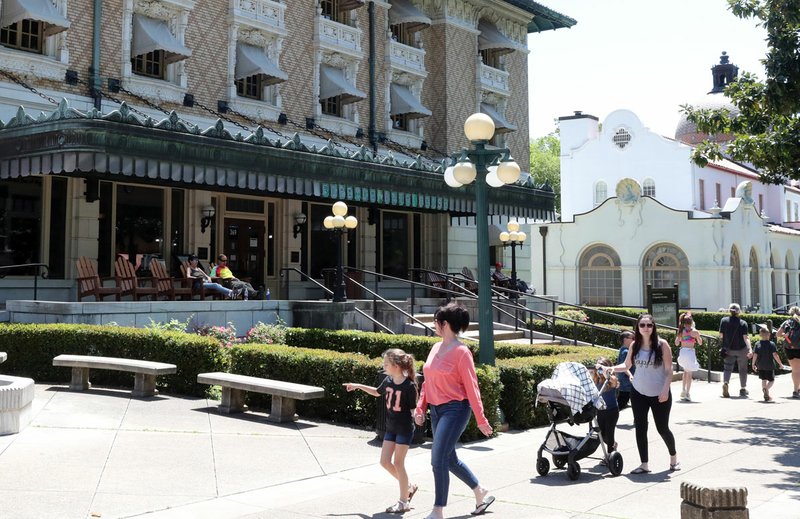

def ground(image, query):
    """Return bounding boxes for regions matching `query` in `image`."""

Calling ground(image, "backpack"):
[785,319,800,349]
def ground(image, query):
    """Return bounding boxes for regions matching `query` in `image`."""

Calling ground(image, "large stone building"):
[530,55,800,314]
[0,0,573,302]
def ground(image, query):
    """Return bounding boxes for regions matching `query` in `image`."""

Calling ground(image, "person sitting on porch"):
[491,262,512,289]
[186,255,235,299]
[212,254,259,300]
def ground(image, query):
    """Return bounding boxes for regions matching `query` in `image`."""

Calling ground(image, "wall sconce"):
[293,212,307,238]
[200,204,215,234]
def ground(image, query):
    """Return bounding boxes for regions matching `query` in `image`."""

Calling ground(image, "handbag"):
[718,347,728,358]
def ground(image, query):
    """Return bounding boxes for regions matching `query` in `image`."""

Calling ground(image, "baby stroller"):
[535,362,623,480]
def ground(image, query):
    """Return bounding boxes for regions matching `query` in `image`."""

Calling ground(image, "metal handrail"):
[280,267,394,334]
[0,262,50,300]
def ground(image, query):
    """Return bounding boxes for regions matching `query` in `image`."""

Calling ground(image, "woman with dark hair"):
[415,303,494,518]
[602,314,679,474]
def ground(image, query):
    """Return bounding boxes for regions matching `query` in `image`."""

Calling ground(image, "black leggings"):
[630,388,676,463]
[597,408,619,451]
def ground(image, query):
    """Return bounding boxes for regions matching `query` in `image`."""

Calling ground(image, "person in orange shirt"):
[415,303,494,518]
[212,254,258,300]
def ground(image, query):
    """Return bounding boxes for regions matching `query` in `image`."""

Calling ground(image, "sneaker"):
[763,388,770,402]
[680,390,687,400]
[685,393,691,402]
[793,391,800,399]
[740,388,749,397]
[722,383,730,398]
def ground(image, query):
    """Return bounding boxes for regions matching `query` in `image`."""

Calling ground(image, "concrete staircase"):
[404,312,561,345]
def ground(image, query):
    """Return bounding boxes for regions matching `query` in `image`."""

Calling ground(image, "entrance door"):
[223,218,265,287]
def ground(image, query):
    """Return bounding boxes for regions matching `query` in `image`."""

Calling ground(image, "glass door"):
[223,217,265,287]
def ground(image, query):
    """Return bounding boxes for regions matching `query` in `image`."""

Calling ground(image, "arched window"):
[643,243,690,307]
[642,178,656,197]
[730,247,741,305]
[749,248,760,308]
[594,181,607,206]
[579,245,622,306]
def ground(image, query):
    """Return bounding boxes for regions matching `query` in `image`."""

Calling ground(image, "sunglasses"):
[638,322,654,329]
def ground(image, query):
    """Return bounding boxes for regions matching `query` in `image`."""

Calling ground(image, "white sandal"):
[386,501,410,514]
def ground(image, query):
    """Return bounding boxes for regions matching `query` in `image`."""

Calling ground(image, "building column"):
[69,179,100,277]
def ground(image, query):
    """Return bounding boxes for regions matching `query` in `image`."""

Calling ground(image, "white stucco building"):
[529,54,800,313]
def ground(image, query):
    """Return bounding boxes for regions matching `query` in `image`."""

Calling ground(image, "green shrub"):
[284,328,439,360]
[229,343,502,442]
[0,324,229,396]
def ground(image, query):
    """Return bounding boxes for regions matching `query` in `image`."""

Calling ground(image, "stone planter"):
[0,375,35,435]
[680,482,748,518]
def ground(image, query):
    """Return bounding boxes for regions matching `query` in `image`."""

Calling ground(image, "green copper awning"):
[501,0,577,33]
[0,100,556,221]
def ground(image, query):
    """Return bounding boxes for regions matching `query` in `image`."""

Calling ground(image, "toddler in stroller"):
[535,362,624,480]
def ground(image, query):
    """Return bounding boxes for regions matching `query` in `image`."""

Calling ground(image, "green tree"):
[682,0,800,183]
[529,133,561,212]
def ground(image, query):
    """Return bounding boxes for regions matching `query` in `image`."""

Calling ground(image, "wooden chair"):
[114,256,159,301]
[150,259,192,301]
[460,266,479,292]
[75,257,122,301]
[180,261,223,300]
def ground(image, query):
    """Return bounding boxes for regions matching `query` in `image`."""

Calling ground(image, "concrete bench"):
[52,355,177,397]
[197,372,325,422]
[0,375,35,435]
[0,352,6,364]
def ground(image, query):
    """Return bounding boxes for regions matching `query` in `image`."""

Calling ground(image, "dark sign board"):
[647,283,679,327]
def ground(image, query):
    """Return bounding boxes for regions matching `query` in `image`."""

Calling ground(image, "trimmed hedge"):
[229,343,502,442]
[589,307,789,333]
[497,348,615,430]
[0,323,228,396]
[285,328,571,363]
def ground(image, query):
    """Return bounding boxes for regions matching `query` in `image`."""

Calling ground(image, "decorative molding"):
[387,128,423,149]
[316,16,363,59]
[479,63,509,98]
[0,48,69,82]
[316,113,359,137]
[228,97,281,123]
[229,0,286,34]
[388,41,427,78]
[124,74,188,105]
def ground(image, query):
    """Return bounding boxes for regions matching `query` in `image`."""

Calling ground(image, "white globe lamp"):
[464,113,495,142]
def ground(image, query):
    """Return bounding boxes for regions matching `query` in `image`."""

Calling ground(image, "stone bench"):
[0,375,35,435]
[0,351,6,364]
[52,355,177,397]
[197,372,325,422]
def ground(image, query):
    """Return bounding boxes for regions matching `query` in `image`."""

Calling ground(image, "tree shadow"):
[684,417,800,492]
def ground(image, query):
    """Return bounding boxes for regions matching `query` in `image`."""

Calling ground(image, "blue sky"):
[526,0,769,138]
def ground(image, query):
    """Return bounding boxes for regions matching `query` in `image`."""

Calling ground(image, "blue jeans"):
[430,400,479,507]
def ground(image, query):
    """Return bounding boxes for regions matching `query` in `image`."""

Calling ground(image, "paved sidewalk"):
[0,374,797,519]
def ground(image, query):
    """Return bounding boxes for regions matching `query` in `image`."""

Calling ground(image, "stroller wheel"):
[567,462,581,481]
[552,455,567,469]
[536,457,550,477]
[608,452,624,477]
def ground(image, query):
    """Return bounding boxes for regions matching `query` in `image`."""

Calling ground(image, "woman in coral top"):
[415,303,494,518]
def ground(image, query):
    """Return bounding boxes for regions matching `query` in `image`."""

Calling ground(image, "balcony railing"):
[318,17,362,54]
[389,40,426,75]
[232,0,285,28]
[479,63,510,97]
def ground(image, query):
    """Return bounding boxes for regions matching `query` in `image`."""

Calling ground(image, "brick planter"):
[680,482,749,519]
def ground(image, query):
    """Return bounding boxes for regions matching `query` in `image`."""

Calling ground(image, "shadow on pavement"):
[684,417,800,492]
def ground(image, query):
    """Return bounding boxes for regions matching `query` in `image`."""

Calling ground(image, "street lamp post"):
[323,201,358,303]
[499,220,527,301]
[444,114,521,365]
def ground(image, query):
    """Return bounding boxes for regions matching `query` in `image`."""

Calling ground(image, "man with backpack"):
[776,306,800,399]
[718,303,753,398]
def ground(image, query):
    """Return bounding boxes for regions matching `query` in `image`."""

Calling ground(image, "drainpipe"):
[539,226,548,295]
[368,1,377,152]
[90,0,102,110]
